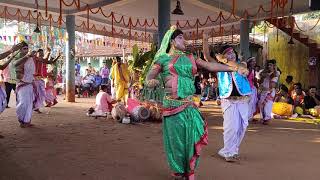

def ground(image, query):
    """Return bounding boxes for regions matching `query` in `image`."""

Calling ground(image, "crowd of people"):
[244,57,320,122]
[1,26,319,180]
[272,76,320,119]
[81,56,130,116]
[0,41,132,127]
[195,56,320,124]
[0,41,61,127]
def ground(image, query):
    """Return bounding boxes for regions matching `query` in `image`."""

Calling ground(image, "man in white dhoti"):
[257,59,280,125]
[0,43,24,113]
[14,42,37,128]
[202,40,251,162]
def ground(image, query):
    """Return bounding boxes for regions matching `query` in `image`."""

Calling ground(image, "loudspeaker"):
[309,0,320,10]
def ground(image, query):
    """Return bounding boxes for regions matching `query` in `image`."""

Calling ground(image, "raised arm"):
[202,33,216,63]
[202,32,240,68]
[196,58,236,72]
[0,43,23,60]
[0,49,14,61]
[38,50,52,64]
[202,33,248,75]
[15,51,36,67]
[215,54,245,67]
[47,52,61,64]
[0,51,19,70]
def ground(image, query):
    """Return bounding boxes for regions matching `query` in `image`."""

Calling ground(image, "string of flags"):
[77,37,129,49]
[0,34,137,49]
[0,33,68,44]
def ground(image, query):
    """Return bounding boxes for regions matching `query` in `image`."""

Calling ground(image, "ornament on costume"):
[308,56,317,66]
[111,103,128,122]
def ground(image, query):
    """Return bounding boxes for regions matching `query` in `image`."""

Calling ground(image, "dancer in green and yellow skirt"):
[146,26,247,180]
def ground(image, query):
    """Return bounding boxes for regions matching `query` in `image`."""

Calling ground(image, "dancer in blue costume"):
[203,42,251,162]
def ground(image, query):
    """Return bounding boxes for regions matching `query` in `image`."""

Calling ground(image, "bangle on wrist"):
[232,65,239,72]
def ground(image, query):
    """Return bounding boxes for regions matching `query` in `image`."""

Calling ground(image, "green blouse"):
[155,53,197,99]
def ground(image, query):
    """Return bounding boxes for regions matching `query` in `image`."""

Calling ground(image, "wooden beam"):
[72,0,137,15]
[187,0,241,18]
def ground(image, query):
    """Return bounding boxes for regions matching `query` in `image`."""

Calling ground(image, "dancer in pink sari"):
[45,74,58,107]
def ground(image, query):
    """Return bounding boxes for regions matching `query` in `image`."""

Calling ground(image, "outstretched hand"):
[27,50,37,57]
[215,54,228,64]
[11,43,24,52]
[237,64,249,76]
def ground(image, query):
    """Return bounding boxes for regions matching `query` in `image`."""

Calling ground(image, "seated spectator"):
[274,85,320,119]
[200,79,210,101]
[304,86,320,110]
[291,83,305,108]
[95,84,115,114]
[94,71,103,92]
[208,76,217,100]
[284,75,295,95]
[272,85,296,119]
[194,75,201,95]
[87,63,96,74]
[291,82,306,97]
[275,85,294,104]
[81,70,95,96]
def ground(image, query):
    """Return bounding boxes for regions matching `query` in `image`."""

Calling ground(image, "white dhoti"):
[0,86,7,113]
[34,79,46,109]
[219,97,249,157]
[16,83,35,124]
[258,91,275,121]
[248,87,258,120]
[111,81,116,99]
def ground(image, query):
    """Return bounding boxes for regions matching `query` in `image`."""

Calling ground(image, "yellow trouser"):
[115,82,128,102]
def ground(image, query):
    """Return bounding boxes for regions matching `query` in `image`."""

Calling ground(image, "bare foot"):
[20,123,34,128]
[34,109,42,113]
[262,120,270,125]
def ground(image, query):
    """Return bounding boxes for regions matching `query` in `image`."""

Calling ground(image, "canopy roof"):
[0,0,312,42]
